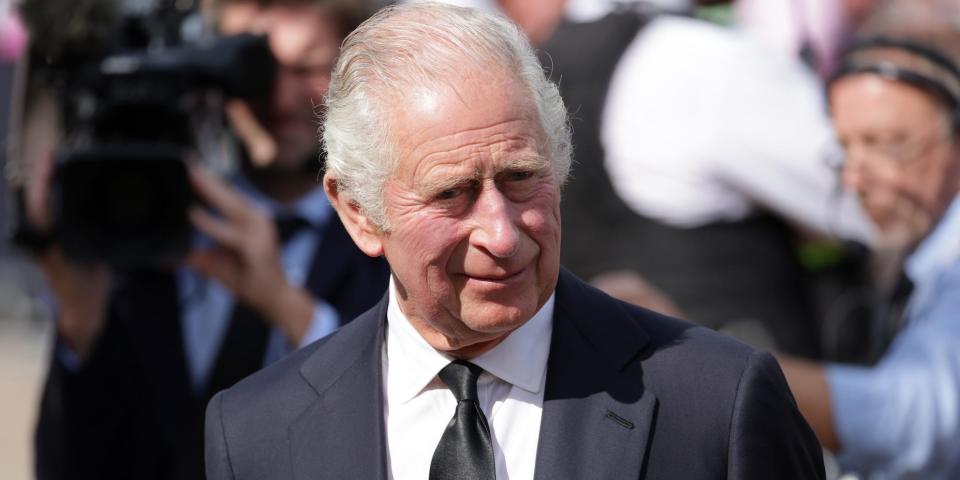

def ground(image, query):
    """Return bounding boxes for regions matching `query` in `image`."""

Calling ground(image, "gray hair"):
[322,2,571,229]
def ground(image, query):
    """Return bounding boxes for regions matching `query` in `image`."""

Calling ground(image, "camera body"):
[13,0,277,267]
[51,31,275,266]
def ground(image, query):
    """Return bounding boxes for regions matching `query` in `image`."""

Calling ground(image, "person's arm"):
[23,90,144,480]
[24,137,112,361]
[726,351,826,479]
[38,248,111,361]
[823,272,960,476]
[35,288,141,480]
[262,302,340,364]
[185,166,315,345]
[775,354,841,451]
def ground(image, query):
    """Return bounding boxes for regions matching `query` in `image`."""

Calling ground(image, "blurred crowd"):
[1,0,958,478]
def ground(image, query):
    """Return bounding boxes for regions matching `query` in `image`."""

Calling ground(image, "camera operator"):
[19,1,387,479]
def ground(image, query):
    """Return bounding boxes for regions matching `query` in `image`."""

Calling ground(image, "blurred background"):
[1,0,50,475]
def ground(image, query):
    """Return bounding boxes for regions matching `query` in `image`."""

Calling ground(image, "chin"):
[462,302,535,333]
[874,226,923,254]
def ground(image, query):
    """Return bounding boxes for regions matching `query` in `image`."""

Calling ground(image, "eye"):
[436,188,461,200]
[432,181,476,202]
[507,171,534,182]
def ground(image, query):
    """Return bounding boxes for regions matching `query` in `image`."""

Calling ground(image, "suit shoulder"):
[214,302,382,422]
[606,293,757,366]
[214,334,330,422]
[557,269,758,375]
[612,299,761,394]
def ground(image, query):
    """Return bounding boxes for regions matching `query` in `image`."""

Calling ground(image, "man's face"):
[831,74,960,251]
[218,2,340,171]
[374,72,562,358]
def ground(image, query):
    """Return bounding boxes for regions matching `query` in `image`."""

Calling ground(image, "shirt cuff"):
[263,301,340,366]
[825,362,893,471]
[299,301,341,348]
[55,335,83,372]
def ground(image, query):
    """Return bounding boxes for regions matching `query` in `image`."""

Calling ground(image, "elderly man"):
[778,1,960,478]
[205,4,823,479]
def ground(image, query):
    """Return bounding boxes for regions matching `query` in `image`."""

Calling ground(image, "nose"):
[841,144,871,193]
[470,185,521,259]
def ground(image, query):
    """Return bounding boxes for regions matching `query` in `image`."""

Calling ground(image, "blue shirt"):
[827,196,960,479]
[178,176,340,392]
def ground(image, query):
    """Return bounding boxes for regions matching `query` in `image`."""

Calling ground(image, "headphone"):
[831,36,960,130]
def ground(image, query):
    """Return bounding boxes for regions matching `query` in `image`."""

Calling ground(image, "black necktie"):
[869,270,915,361]
[274,214,310,244]
[429,360,496,480]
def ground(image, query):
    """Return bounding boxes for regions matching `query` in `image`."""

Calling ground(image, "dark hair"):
[208,0,372,38]
[832,37,960,119]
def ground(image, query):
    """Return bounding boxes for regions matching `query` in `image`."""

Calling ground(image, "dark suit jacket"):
[35,217,388,480]
[206,269,824,479]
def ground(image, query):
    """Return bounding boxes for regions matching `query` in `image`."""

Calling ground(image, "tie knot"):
[274,215,310,245]
[438,360,483,402]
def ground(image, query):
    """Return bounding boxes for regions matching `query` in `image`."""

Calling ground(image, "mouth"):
[461,265,529,285]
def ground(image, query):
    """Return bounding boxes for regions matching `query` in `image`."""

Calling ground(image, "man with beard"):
[778,1,960,477]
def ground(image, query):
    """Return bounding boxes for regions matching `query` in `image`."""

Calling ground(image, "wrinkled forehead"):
[382,69,546,158]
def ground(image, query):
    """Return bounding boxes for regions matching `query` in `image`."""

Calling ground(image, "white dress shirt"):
[383,278,554,480]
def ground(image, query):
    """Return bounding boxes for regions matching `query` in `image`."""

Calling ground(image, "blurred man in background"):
[779,1,960,477]
[17,0,387,478]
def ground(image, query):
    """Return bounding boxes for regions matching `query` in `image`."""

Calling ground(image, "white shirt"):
[602,16,874,243]
[383,278,554,480]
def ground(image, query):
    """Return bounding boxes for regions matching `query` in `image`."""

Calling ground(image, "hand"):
[590,270,684,319]
[225,99,276,167]
[185,166,313,344]
[775,353,841,451]
[40,248,111,360]
[25,148,110,361]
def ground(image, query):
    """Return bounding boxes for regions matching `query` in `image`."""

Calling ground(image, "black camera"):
[15,3,276,267]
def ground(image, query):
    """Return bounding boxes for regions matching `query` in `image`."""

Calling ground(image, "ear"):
[324,173,385,258]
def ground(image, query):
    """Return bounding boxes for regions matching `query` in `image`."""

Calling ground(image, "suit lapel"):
[534,270,658,480]
[283,271,658,479]
[288,294,390,480]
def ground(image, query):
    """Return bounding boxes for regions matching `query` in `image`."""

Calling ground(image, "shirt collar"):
[906,194,960,285]
[230,173,332,229]
[385,276,555,404]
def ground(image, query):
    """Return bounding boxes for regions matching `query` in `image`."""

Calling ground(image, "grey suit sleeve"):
[727,351,825,479]
[206,391,236,480]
